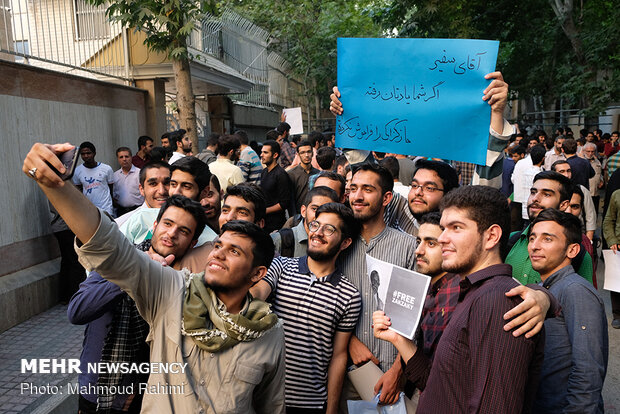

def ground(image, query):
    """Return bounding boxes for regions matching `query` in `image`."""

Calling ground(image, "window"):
[73,0,110,40]
[14,40,29,63]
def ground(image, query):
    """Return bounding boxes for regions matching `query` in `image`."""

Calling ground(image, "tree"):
[231,0,381,127]
[371,0,619,121]
[85,0,219,152]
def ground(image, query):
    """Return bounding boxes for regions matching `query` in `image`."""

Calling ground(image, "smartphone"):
[46,147,79,180]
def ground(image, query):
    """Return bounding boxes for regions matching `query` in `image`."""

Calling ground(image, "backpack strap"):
[279,228,295,257]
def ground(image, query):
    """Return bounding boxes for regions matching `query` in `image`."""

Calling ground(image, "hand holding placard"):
[336,38,500,164]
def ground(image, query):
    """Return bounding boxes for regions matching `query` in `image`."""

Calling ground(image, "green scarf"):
[181,273,278,353]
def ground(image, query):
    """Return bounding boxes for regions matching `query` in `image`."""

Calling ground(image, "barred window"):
[73,0,110,40]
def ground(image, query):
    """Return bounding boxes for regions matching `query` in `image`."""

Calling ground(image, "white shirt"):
[115,201,148,227]
[392,181,411,199]
[521,164,542,219]
[169,151,186,164]
[511,155,533,204]
[72,162,115,215]
[208,158,245,192]
[112,165,144,208]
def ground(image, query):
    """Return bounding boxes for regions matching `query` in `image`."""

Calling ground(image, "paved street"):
[0,262,619,413]
[0,305,82,413]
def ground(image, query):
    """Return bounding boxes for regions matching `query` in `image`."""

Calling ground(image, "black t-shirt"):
[260,165,293,233]
[566,155,595,190]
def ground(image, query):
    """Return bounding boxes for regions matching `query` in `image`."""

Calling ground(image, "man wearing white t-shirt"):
[168,129,192,164]
[72,141,114,215]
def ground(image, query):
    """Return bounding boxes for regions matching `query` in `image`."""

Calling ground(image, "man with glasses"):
[251,203,362,413]
[272,186,340,257]
[338,162,418,407]
[384,159,460,237]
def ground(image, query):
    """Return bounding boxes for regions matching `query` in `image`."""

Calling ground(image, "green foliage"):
[370,0,619,116]
[84,0,223,60]
[230,0,382,111]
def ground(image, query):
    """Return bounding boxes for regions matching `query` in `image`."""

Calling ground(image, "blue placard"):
[336,38,500,165]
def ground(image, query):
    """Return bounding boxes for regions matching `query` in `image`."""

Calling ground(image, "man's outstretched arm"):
[23,143,100,244]
[24,142,176,324]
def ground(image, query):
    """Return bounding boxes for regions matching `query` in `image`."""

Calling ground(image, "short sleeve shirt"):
[73,162,115,214]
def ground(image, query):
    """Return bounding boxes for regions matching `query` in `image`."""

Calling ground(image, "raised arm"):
[24,143,177,324]
[483,72,508,134]
[250,280,273,301]
[373,311,431,391]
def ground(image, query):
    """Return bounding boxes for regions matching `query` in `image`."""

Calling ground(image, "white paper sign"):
[366,254,431,339]
[603,250,620,293]
[282,107,304,135]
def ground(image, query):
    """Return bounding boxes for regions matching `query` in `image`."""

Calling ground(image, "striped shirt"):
[472,120,514,188]
[383,193,419,237]
[337,226,417,370]
[264,256,362,408]
[606,152,620,177]
[238,146,263,184]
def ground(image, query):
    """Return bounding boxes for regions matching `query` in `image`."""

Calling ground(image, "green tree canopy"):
[85,0,222,151]
[371,0,619,117]
[231,0,382,124]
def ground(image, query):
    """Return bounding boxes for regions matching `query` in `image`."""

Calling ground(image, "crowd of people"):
[22,71,616,414]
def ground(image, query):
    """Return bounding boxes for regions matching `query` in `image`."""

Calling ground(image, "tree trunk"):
[172,58,199,153]
[548,0,595,110]
[302,78,312,133]
[311,77,321,128]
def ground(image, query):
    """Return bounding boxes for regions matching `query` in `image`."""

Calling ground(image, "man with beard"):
[120,156,217,246]
[413,211,555,374]
[383,159,459,237]
[24,142,286,413]
[543,135,566,170]
[272,186,339,257]
[132,135,154,169]
[260,140,293,233]
[68,195,206,413]
[337,162,417,406]
[200,174,222,233]
[506,171,593,285]
[168,129,192,164]
[251,202,362,413]
[288,139,319,212]
[373,186,545,414]
[176,182,268,273]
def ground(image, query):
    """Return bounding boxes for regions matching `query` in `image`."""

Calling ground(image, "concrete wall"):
[0,60,148,331]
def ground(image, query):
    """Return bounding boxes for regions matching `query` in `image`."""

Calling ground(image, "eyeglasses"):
[308,220,338,236]
[411,183,444,193]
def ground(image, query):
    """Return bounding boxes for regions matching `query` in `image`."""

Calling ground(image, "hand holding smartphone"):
[46,146,79,180]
